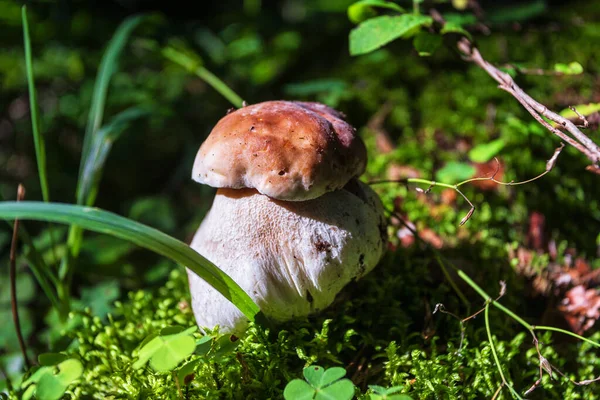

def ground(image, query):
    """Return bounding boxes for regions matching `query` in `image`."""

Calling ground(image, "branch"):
[430,10,600,169]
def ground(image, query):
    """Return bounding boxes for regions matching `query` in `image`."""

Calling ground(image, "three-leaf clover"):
[284,365,355,400]
[133,326,197,372]
[21,354,83,400]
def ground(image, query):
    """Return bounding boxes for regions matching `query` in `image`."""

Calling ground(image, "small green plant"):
[21,355,82,400]
[284,365,355,400]
[367,385,412,400]
[133,326,198,372]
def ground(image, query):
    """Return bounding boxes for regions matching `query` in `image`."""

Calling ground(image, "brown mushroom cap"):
[192,101,367,201]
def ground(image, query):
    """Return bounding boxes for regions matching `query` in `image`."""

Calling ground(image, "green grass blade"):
[61,15,144,287]
[22,6,50,202]
[77,15,144,192]
[78,107,150,206]
[0,201,261,321]
[163,46,244,108]
[19,230,62,311]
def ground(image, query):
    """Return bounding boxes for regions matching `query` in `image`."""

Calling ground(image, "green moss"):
[5,257,596,399]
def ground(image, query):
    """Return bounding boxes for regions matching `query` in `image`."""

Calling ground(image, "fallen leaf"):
[560,285,600,334]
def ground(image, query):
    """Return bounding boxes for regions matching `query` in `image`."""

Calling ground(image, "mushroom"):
[187,101,387,333]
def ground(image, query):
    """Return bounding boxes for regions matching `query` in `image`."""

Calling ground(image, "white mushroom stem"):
[187,179,387,333]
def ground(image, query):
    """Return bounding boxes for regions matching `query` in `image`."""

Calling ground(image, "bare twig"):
[525,327,600,395]
[370,143,564,225]
[456,37,600,166]
[430,9,600,169]
[569,106,589,128]
[10,184,30,369]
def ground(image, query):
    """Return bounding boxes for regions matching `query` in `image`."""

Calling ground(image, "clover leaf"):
[284,365,355,400]
[22,356,83,400]
[133,326,197,372]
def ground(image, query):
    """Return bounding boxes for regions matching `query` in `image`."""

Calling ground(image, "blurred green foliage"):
[1,0,600,398]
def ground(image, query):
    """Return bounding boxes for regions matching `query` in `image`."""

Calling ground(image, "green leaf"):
[554,61,583,75]
[35,359,83,400]
[63,15,145,283]
[162,42,204,71]
[161,326,196,336]
[368,385,413,400]
[440,21,472,39]
[35,373,66,400]
[0,202,261,321]
[133,337,163,370]
[320,367,347,386]
[78,15,144,187]
[285,366,355,400]
[22,386,36,400]
[177,358,202,386]
[78,107,150,206]
[24,359,83,400]
[349,14,433,56]
[54,359,83,384]
[304,365,325,385]
[284,379,315,400]
[211,334,240,361]
[134,326,198,372]
[435,162,476,182]
[38,353,68,367]
[317,379,355,400]
[163,46,244,108]
[22,6,50,202]
[468,139,506,163]
[149,334,196,372]
[196,335,213,355]
[412,31,441,56]
[22,366,48,388]
[559,103,600,119]
[348,0,405,24]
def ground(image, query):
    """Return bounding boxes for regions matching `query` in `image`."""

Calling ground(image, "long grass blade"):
[61,107,149,283]
[22,6,61,272]
[78,107,149,206]
[77,15,144,192]
[22,6,50,202]
[163,46,244,108]
[61,15,144,284]
[0,201,261,321]
[19,229,62,311]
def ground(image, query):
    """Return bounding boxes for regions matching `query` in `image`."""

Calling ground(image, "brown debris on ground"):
[509,211,600,334]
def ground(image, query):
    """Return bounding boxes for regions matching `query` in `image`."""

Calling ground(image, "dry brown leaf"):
[560,285,600,334]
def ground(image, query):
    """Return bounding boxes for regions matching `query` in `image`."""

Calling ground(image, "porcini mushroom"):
[187,101,387,333]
